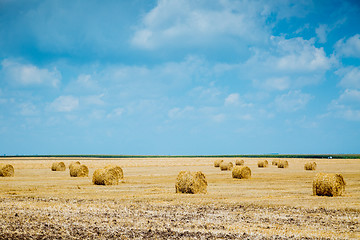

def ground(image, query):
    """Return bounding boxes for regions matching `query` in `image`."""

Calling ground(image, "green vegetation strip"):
[1,154,360,159]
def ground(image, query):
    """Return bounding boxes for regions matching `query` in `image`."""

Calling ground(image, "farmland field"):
[0,157,359,239]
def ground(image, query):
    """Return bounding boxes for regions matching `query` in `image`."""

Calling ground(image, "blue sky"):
[1,0,360,155]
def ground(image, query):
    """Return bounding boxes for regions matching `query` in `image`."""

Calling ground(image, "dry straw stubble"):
[220,162,233,171]
[313,172,345,197]
[175,171,207,194]
[232,166,251,179]
[214,159,224,167]
[304,161,317,170]
[0,164,14,177]
[51,162,66,171]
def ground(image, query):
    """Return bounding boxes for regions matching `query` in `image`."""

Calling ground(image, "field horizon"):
[0,156,359,239]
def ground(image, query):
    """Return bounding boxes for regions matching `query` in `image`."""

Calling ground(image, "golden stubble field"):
[0,157,359,239]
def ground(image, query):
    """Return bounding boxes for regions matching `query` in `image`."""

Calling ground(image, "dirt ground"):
[0,157,359,239]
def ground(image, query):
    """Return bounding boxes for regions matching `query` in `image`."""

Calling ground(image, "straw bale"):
[232,166,251,179]
[313,173,345,197]
[105,165,124,180]
[214,159,224,167]
[51,162,66,171]
[93,168,119,185]
[70,163,88,177]
[69,161,81,170]
[277,160,289,168]
[220,162,233,171]
[235,159,244,166]
[304,161,317,171]
[257,160,268,168]
[175,171,207,194]
[0,164,14,177]
[272,159,280,166]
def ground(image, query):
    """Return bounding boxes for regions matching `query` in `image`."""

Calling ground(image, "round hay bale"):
[232,166,251,179]
[175,171,207,194]
[257,160,268,168]
[69,161,81,170]
[313,173,345,197]
[304,161,317,171]
[219,162,233,171]
[277,160,289,168]
[272,159,280,166]
[70,163,88,177]
[92,168,119,185]
[214,159,224,167]
[235,159,244,166]
[105,165,124,180]
[0,164,14,177]
[51,162,66,171]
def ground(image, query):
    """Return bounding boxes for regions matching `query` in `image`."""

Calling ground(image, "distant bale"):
[304,161,317,171]
[93,168,119,185]
[105,165,124,180]
[175,171,207,194]
[235,159,244,166]
[220,162,233,171]
[257,160,268,168]
[51,162,66,171]
[0,164,14,177]
[214,159,224,167]
[69,161,81,170]
[272,159,280,166]
[70,163,88,177]
[232,166,251,179]
[313,173,345,197]
[278,160,289,168]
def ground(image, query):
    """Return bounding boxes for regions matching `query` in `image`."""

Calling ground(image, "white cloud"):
[274,90,312,112]
[337,66,360,89]
[103,55,209,93]
[315,18,346,44]
[1,59,61,87]
[335,34,360,58]
[49,96,79,112]
[19,102,38,116]
[238,114,253,121]
[328,102,360,121]
[315,24,329,43]
[254,77,290,91]
[224,93,253,107]
[327,89,360,121]
[341,109,360,121]
[212,113,226,123]
[189,84,222,103]
[274,37,331,72]
[131,0,268,49]
[225,93,240,106]
[83,94,105,106]
[75,74,100,90]
[245,36,333,90]
[337,89,360,105]
[107,108,124,118]
[168,106,194,119]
